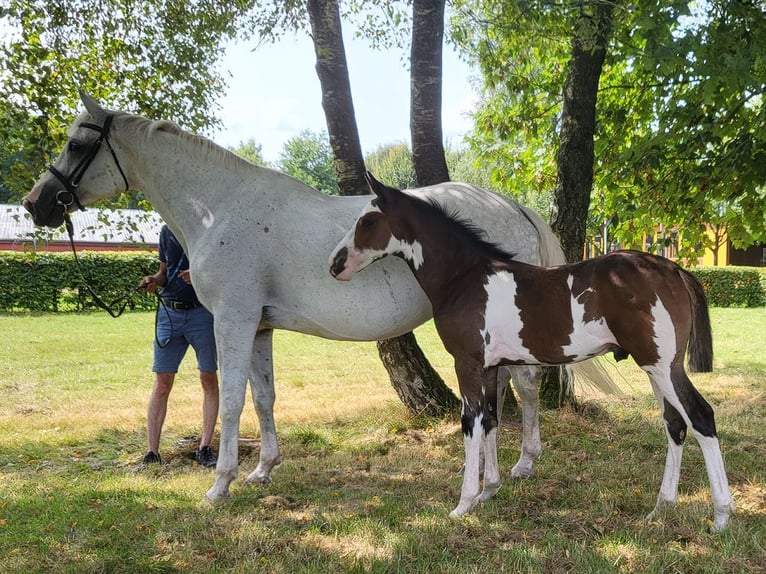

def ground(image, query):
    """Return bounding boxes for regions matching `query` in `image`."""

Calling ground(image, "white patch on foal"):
[480,271,537,367]
[561,275,617,360]
[387,234,424,270]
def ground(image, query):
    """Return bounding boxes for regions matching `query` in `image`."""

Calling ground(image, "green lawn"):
[0,309,764,573]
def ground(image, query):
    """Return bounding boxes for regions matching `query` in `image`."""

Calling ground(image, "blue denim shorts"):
[152,306,217,373]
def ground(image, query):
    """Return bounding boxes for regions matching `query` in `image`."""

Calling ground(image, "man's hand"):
[178,269,192,285]
[138,275,160,293]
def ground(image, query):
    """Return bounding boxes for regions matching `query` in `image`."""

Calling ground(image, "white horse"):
[23,93,613,503]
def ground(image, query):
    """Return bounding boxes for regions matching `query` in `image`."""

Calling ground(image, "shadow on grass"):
[1,402,764,573]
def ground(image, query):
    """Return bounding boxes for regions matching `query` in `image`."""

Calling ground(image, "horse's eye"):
[360,217,375,229]
[68,140,83,152]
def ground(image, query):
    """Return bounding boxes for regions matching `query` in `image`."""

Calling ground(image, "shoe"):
[133,451,161,472]
[196,445,217,468]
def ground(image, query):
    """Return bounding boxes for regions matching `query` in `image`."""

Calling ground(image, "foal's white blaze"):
[480,271,537,367]
[561,275,617,360]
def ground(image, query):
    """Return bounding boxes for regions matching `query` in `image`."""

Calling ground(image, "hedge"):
[1,252,764,312]
[690,266,766,308]
[0,251,158,312]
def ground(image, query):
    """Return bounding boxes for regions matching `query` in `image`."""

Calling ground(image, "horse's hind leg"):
[508,365,542,478]
[644,364,733,532]
[479,367,502,502]
[244,328,282,484]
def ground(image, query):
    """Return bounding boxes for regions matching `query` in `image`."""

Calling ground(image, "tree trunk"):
[544,2,616,408]
[307,0,458,416]
[410,0,450,185]
[306,0,367,196]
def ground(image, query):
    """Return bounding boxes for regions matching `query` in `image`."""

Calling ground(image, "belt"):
[161,299,200,311]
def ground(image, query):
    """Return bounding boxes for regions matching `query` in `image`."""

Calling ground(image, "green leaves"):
[454,0,766,259]
[0,0,252,204]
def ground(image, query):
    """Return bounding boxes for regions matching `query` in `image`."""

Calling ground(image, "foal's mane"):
[405,191,518,262]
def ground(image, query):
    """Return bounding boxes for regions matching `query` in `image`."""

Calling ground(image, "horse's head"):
[329,172,423,281]
[22,91,130,228]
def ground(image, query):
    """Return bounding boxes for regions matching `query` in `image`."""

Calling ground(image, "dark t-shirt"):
[158,226,201,305]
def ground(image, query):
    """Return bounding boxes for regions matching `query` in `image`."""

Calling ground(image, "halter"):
[47,114,130,212]
[50,114,136,317]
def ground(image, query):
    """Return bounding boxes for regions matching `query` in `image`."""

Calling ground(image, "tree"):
[410,0,450,186]
[0,0,250,204]
[454,0,766,263]
[302,0,459,415]
[306,0,368,196]
[230,138,268,166]
[365,142,417,189]
[277,130,340,195]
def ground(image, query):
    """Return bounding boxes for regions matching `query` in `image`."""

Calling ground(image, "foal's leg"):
[451,361,493,517]
[508,365,542,478]
[644,363,734,532]
[244,328,282,484]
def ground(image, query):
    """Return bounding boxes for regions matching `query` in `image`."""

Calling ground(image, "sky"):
[210,32,478,163]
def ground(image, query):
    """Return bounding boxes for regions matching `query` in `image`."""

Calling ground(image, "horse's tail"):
[518,203,622,396]
[517,204,567,266]
[680,268,714,373]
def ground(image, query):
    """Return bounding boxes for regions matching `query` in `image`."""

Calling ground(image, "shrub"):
[0,251,158,312]
[691,266,766,308]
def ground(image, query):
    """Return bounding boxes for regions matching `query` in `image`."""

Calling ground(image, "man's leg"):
[147,372,176,455]
[199,370,219,449]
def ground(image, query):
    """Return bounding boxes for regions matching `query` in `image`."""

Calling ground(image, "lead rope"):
[63,213,141,318]
[64,213,175,346]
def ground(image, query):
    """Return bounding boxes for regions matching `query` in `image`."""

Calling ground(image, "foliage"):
[229,138,269,166]
[0,0,254,204]
[277,129,340,195]
[691,266,766,308]
[452,0,766,260]
[365,142,416,189]
[0,310,765,572]
[0,251,157,312]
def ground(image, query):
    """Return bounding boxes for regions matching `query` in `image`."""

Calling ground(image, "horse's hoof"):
[479,481,502,501]
[203,492,231,506]
[244,472,273,485]
[510,466,534,479]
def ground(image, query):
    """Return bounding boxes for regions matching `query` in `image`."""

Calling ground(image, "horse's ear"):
[79,90,105,118]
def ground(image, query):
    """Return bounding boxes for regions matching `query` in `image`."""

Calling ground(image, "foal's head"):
[329,172,427,281]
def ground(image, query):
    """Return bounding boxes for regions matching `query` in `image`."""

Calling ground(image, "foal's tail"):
[680,268,714,372]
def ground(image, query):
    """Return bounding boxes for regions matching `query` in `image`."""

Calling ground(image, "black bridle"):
[48,114,130,212]
[50,114,138,317]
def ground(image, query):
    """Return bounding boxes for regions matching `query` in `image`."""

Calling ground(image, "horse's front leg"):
[479,366,502,502]
[206,314,259,502]
[244,328,282,484]
[508,365,542,478]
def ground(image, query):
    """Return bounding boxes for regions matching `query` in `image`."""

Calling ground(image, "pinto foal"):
[329,173,733,532]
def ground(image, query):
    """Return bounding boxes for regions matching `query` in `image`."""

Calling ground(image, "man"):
[136,224,219,469]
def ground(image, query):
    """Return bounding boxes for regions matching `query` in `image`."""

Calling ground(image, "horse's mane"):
[115,112,254,171]
[405,191,518,263]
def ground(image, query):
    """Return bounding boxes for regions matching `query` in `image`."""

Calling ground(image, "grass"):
[0,308,764,573]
